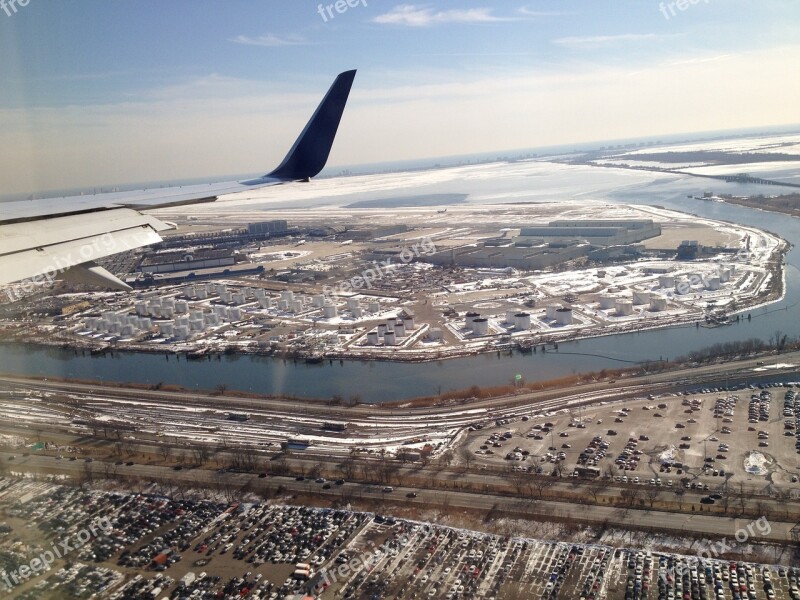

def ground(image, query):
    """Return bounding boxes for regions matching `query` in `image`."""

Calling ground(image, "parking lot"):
[466,382,800,502]
[0,478,798,599]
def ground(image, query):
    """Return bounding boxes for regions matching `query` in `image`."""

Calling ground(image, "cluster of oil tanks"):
[84,313,153,338]
[460,310,535,336]
[543,306,574,326]
[366,315,416,346]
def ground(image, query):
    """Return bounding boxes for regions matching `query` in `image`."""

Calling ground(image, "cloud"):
[554,33,677,48]
[518,7,570,18]
[230,33,307,47]
[373,4,511,27]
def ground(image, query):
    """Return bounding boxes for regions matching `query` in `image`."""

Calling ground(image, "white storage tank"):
[189,319,205,331]
[471,318,489,336]
[162,298,175,310]
[176,316,190,327]
[659,275,676,288]
[196,288,208,300]
[394,322,406,337]
[505,310,518,324]
[312,295,326,308]
[377,323,387,337]
[368,301,381,313]
[120,324,135,336]
[366,331,379,345]
[159,321,174,337]
[215,283,228,295]
[292,299,304,313]
[514,313,531,330]
[650,296,668,312]
[175,325,190,340]
[346,298,360,311]
[232,293,246,305]
[632,291,651,305]
[204,313,219,326]
[465,312,481,330]
[352,306,363,318]
[229,307,243,321]
[545,306,558,320]
[277,299,289,311]
[555,307,573,326]
[135,302,149,317]
[719,268,731,283]
[598,295,617,310]
[175,301,189,314]
[150,306,162,318]
[255,288,266,299]
[214,306,229,318]
[183,285,197,298]
[322,303,338,319]
[258,297,272,309]
[705,276,721,290]
[383,331,397,346]
[280,290,295,302]
[615,300,633,316]
[219,291,232,304]
[162,307,175,319]
[403,316,415,330]
[674,278,689,295]
[139,318,152,330]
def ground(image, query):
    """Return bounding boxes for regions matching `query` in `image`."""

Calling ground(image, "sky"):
[1,0,799,196]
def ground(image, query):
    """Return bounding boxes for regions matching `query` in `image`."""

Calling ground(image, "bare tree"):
[459,446,474,470]
[644,486,660,508]
[530,477,552,499]
[439,449,454,467]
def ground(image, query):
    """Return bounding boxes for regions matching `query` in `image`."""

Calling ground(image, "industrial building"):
[247,220,289,236]
[424,241,589,270]
[424,220,660,271]
[344,224,409,241]
[515,219,661,246]
[139,249,239,274]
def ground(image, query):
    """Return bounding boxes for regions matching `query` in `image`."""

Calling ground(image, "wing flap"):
[0,210,170,286]
[0,208,170,255]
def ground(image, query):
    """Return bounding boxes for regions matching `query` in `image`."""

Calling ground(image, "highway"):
[2,451,797,546]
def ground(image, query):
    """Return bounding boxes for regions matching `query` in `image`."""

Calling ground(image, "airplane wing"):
[0,69,357,291]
